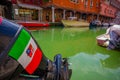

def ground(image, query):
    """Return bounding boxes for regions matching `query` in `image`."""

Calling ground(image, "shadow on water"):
[31,28,120,80]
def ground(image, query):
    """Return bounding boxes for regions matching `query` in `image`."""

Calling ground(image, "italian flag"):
[8,29,42,74]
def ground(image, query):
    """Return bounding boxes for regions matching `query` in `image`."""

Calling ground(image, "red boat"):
[17,21,50,30]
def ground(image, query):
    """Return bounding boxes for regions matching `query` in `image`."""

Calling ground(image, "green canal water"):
[31,28,120,80]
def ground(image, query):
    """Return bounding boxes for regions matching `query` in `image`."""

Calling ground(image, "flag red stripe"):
[25,48,42,74]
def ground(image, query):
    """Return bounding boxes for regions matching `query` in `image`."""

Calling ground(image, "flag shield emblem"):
[26,44,34,57]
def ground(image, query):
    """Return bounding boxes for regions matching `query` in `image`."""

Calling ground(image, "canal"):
[31,28,120,80]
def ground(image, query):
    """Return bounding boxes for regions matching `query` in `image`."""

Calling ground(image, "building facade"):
[110,0,120,24]
[41,0,101,22]
[1,0,118,23]
[41,0,117,23]
[99,0,117,23]
[11,0,42,21]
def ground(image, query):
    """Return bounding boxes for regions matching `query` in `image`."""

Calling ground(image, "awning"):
[17,1,42,10]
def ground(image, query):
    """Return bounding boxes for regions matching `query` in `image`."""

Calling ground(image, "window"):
[96,2,99,7]
[70,0,79,3]
[90,0,93,8]
[104,8,107,14]
[109,10,112,15]
[84,0,88,7]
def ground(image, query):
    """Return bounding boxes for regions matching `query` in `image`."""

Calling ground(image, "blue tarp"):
[107,25,120,50]
[0,19,19,37]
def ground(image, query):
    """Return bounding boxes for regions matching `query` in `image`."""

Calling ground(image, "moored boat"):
[96,34,110,47]
[17,21,50,30]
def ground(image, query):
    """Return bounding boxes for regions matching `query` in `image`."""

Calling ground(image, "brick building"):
[41,0,101,22]
[1,0,118,23]
[99,0,117,23]
[110,0,120,24]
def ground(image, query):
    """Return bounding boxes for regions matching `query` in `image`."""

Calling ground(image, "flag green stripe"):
[8,29,31,60]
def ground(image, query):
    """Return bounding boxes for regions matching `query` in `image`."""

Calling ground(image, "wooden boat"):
[0,17,72,80]
[61,20,89,27]
[17,21,50,30]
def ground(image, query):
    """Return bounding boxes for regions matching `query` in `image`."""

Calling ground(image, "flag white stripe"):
[18,38,37,68]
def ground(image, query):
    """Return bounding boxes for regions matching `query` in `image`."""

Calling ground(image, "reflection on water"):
[31,28,120,80]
